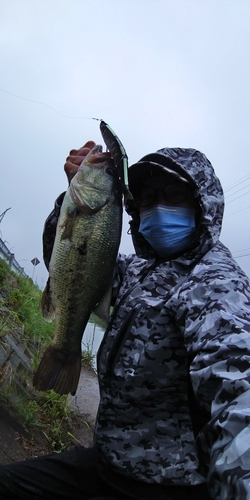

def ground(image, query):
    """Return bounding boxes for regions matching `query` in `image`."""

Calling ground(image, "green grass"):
[0,259,54,343]
[0,258,91,451]
[2,266,54,342]
[0,384,78,451]
[81,342,96,368]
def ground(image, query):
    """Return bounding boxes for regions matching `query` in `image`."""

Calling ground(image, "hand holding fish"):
[64,140,96,184]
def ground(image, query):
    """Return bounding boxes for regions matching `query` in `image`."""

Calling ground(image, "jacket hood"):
[126,147,224,263]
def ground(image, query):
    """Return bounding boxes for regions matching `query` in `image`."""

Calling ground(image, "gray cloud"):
[1,0,250,287]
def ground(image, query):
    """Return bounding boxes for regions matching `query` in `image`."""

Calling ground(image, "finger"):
[64,141,97,184]
[64,163,79,183]
[65,155,86,166]
[69,141,96,157]
[80,140,96,150]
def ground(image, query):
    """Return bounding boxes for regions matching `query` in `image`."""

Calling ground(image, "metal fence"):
[0,237,29,278]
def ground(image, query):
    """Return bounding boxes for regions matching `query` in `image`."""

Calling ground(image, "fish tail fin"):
[33,346,81,396]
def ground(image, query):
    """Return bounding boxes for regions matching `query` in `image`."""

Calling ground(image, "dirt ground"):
[68,362,100,446]
[0,364,99,465]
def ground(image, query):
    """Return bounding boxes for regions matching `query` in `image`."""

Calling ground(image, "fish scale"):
[51,209,119,349]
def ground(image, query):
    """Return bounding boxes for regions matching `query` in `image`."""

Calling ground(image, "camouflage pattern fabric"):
[93,148,250,500]
[42,147,250,499]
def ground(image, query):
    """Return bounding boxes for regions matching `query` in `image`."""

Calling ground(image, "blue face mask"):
[139,205,196,257]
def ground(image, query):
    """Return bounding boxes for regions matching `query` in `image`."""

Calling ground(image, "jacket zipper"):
[97,261,158,372]
[106,303,143,374]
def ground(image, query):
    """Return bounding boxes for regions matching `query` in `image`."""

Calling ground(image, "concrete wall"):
[0,324,34,398]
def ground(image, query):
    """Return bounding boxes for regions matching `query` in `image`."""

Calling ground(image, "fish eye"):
[106,167,116,176]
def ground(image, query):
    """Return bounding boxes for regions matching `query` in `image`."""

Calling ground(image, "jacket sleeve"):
[179,247,250,499]
[42,192,65,270]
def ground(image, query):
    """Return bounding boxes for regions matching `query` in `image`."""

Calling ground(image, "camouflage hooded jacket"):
[94,148,250,500]
[43,148,250,500]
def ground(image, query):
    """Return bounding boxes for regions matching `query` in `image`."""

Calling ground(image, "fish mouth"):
[86,144,114,168]
[83,144,120,184]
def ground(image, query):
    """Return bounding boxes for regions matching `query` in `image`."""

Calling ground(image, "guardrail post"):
[9,253,14,269]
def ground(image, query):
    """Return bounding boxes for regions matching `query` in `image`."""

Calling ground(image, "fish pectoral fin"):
[92,285,112,326]
[33,345,81,396]
[40,278,55,322]
[61,208,79,240]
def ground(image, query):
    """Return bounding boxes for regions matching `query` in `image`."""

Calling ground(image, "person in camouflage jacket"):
[95,146,250,500]
[1,143,250,500]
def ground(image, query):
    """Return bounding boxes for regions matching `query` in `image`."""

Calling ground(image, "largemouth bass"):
[33,145,122,395]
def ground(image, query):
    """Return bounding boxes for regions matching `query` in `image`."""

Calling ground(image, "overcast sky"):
[1,0,250,288]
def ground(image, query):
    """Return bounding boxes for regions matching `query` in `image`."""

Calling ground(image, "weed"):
[1,385,77,452]
[7,275,55,345]
[81,342,95,368]
[36,391,76,451]
[0,258,75,451]
[0,259,9,287]
[0,257,97,452]
[0,308,22,336]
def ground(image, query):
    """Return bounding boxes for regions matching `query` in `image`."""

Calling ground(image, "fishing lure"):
[100,120,133,204]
